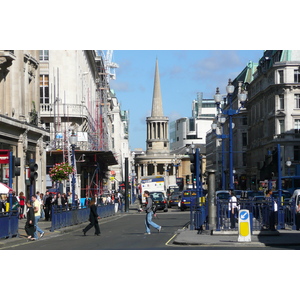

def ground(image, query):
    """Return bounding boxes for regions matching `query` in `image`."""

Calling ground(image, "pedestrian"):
[228,189,238,229]
[142,190,161,235]
[67,192,72,210]
[114,192,120,213]
[56,192,62,209]
[40,192,45,219]
[44,191,52,221]
[296,202,300,231]
[266,189,277,231]
[18,191,26,219]
[32,195,45,239]
[82,199,101,236]
[25,199,36,241]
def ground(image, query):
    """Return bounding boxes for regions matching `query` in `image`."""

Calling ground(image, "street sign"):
[238,209,251,242]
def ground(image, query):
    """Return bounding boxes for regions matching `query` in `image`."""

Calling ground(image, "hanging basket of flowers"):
[49,162,75,182]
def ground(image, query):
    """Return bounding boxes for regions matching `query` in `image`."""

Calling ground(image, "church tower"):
[146,59,169,154]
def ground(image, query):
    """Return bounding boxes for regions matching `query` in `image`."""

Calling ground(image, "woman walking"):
[82,200,101,236]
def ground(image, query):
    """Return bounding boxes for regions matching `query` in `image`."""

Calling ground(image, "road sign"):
[238,209,251,242]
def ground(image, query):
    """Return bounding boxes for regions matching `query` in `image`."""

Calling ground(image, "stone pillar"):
[207,169,217,231]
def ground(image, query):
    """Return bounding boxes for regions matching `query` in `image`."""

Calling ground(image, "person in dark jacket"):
[44,191,53,221]
[82,200,101,236]
[25,199,36,241]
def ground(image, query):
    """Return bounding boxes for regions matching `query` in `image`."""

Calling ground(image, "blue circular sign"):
[239,211,249,220]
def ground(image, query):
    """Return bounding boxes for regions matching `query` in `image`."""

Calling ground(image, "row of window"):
[278,69,300,83]
[277,94,300,110]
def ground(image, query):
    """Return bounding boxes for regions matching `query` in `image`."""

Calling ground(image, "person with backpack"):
[142,190,161,235]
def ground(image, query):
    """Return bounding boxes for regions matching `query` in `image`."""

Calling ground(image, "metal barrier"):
[216,198,296,232]
[50,204,115,232]
[193,205,208,230]
[0,211,19,239]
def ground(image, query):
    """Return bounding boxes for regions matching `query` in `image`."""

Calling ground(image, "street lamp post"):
[214,79,247,190]
[211,116,227,190]
[69,131,78,207]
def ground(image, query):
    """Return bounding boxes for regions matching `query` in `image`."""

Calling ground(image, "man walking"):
[32,194,45,240]
[143,190,161,235]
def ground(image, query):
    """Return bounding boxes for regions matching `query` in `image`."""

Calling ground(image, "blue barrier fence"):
[0,211,19,239]
[193,205,208,230]
[50,204,115,232]
[216,198,296,232]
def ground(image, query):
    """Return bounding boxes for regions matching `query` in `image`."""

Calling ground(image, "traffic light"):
[29,162,38,181]
[12,156,21,177]
[189,153,196,174]
[186,175,190,184]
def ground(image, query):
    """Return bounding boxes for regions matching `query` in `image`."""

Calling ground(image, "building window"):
[39,50,49,61]
[295,94,300,109]
[294,145,300,161]
[40,75,49,104]
[242,132,247,147]
[278,94,284,110]
[278,70,284,83]
[189,118,195,131]
[242,152,247,166]
[294,69,300,83]
[279,119,285,134]
[295,119,300,133]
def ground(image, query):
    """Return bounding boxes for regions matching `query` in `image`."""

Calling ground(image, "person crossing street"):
[142,190,161,235]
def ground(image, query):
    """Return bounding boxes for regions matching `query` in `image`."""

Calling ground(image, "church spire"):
[151,59,164,117]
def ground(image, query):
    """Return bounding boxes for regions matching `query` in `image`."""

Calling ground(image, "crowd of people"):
[0,189,124,220]
[0,189,124,240]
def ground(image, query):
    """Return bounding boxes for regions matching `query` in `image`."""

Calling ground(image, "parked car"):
[272,190,292,203]
[216,190,230,201]
[179,190,197,211]
[149,191,168,212]
[168,192,181,208]
[243,190,264,201]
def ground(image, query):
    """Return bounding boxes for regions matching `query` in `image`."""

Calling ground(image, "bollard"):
[238,209,251,242]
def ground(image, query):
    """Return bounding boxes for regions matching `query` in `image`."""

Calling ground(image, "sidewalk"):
[173,227,300,247]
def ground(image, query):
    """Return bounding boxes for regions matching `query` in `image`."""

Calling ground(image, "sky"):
[109,50,264,151]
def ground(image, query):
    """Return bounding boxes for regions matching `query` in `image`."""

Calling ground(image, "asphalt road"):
[8,209,191,250]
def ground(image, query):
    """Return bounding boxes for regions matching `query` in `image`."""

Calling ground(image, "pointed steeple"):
[151,59,164,117]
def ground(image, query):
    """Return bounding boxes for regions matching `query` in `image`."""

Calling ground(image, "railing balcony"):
[40,103,91,120]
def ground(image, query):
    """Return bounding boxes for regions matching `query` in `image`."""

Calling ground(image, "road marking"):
[165,222,190,246]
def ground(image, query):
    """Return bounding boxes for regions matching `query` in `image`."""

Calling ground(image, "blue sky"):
[109,50,264,151]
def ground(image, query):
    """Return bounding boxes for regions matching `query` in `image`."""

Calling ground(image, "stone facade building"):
[0,50,49,196]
